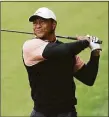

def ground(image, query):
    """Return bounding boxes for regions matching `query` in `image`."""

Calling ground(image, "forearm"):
[74,51,100,86]
[42,40,89,59]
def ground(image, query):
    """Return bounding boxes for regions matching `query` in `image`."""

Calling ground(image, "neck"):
[35,32,56,42]
[47,33,56,42]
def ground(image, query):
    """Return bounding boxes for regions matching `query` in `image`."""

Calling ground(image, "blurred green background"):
[1,2,108,116]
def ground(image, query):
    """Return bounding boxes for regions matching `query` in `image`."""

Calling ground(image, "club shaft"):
[1,29,102,44]
[1,29,77,40]
[1,29,33,35]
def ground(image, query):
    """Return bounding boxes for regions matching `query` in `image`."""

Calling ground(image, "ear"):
[52,21,57,30]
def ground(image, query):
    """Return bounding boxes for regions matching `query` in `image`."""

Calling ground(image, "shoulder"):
[23,39,41,49]
[75,56,84,65]
[73,55,85,72]
[22,38,48,52]
[22,38,48,66]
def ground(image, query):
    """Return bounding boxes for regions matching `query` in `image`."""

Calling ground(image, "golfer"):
[22,7,101,117]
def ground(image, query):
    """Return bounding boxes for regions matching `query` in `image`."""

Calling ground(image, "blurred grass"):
[1,2,108,116]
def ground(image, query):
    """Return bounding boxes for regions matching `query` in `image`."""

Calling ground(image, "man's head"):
[29,7,57,41]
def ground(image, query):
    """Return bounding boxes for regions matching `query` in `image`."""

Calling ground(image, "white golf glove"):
[86,35,102,51]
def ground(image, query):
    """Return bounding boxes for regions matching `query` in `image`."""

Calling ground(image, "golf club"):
[1,29,102,44]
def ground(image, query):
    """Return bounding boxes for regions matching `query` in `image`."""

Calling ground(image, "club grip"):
[67,36,102,44]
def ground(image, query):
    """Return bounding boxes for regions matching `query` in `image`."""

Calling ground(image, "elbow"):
[83,81,94,86]
[80,78,95,86]
[87,82,94,86]
[86,77,96,86]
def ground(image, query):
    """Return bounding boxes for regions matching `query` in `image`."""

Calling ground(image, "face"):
[33,17,56,40]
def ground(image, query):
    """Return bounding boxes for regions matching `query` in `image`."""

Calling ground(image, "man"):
[22,7,101,117]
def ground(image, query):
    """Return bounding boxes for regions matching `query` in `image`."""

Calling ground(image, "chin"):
[36,34,46,40]
[35,33,44,38]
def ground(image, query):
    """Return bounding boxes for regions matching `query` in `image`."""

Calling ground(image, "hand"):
[86,35,102,51]
[76,35,90,42]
